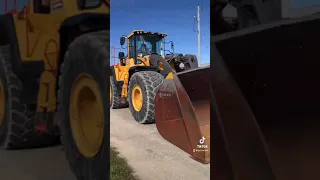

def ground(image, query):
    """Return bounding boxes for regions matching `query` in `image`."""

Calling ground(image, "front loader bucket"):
[211,15,320,180]
[155,67,210,164]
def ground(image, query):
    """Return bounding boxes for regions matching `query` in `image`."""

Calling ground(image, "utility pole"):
[196,6,201,66]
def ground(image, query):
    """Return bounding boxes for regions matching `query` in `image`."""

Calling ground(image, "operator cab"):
[33,0,107,14]
[120,30,167,65]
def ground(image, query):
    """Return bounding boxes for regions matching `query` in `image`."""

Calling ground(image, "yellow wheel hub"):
[132,85,143,112]
[110,86,112,101]
[0,79,5,128]
[69,73,104,158]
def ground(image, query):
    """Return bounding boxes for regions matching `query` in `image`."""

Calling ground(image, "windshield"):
[136,34,163,57]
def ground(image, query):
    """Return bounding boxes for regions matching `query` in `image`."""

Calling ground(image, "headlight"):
[179,62,185,69]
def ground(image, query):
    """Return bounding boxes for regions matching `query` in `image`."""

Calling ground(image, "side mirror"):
[120,37,126,46]
[118,52,125,59]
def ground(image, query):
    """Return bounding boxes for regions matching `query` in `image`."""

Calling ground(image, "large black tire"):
[0,45,58,149]
[57,30,109,180]
[128,71,164,124]
[110,76,128,109]
[184,54,199,70]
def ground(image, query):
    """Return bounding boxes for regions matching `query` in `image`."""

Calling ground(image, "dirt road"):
[110,109,210,180]
[0,146,76,180]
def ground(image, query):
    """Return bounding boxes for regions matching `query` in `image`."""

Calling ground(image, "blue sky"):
[110,0,210,65]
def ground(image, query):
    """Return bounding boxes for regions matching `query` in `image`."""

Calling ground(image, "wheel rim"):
[0,79,5,128]
[69,73,104,158]
[110,86,112,101]
[132,85,143,112]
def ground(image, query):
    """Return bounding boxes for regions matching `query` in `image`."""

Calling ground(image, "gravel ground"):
[110,109,210,180]
[0,146,76,180]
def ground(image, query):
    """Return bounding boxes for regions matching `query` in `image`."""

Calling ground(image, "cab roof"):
[127,30,167,38]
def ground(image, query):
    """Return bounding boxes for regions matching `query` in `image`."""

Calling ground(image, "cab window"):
[33,0,50,14]
[129,37,135,58]
[78,0,102,9]
[135,34,162,56]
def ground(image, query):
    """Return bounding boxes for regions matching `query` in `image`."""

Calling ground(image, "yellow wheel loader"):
[0,0,110,179]
[211,1,320,179]
[110,30,210,163]
[110,30,200,117]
